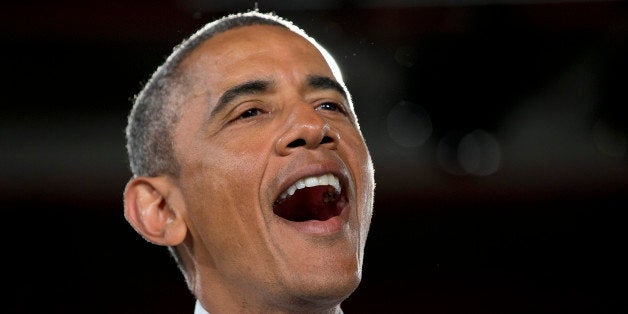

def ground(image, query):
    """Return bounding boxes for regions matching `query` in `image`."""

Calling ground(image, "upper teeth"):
[278,174,341,201]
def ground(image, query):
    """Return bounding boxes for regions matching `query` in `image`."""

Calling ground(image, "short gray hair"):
[125,11,299,177]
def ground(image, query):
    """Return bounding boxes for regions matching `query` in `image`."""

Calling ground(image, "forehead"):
[178,25,336,91]
[201,24,312,53]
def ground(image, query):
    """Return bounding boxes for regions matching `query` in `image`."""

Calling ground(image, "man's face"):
[171,24,374,304]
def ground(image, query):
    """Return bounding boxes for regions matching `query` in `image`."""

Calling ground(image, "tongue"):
[273,186,341,222]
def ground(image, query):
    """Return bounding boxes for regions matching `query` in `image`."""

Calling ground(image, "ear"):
[123,176,187,246]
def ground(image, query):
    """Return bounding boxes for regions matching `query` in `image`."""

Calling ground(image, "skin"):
[124,24,375,313]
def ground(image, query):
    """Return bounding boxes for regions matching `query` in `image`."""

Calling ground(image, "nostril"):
[287,138,306,148]
[321,136,333,144]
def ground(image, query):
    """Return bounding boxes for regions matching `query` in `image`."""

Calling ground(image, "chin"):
[280,268,361,309]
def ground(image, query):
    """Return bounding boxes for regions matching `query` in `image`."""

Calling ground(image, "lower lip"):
[290,215,345,235]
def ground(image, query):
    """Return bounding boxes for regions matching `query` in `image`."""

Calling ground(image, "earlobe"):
[123,176,187,246]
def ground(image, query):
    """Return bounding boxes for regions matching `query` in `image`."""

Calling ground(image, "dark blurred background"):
[2,0,627,313]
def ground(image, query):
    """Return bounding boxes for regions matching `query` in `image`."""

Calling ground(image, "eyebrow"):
[207,75,347,119]
[209,79,274,118]
[306,75,347,101]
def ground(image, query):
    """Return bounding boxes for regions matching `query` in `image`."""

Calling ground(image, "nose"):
[275,104,339,156]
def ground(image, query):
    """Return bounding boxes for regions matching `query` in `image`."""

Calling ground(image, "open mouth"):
[273,173,346,222]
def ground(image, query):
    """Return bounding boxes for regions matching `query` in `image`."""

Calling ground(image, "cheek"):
[341,129,375,196]
[341,128,371,167]
[180,137,273,248]
[214,133,272,175]
[186,134,272,219]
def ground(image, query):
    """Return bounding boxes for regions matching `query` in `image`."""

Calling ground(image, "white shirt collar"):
[194,299,344,313]
[194,300,210,314]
